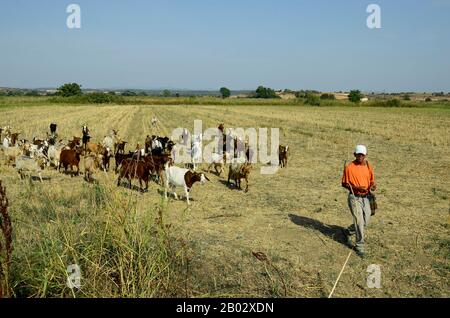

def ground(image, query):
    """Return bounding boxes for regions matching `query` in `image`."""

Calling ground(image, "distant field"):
[0,103,449,297]
[1,95,450,108]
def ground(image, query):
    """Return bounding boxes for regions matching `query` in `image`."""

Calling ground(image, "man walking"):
[342,145,377,257]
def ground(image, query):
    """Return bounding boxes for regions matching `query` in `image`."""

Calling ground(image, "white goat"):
[164,163,209,205]
[190,139,202,171]
[15,155,45,182]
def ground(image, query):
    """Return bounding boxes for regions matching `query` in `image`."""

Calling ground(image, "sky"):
[0,0,449,92]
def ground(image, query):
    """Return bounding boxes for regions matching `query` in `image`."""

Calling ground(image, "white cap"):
[354,145,367,155]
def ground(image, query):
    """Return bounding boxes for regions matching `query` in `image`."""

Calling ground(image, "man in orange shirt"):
[342,145,377,257]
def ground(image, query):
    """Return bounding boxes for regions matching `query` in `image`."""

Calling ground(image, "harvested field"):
[1,104,449,297]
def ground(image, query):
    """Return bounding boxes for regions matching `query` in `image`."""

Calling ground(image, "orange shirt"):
[342,161,375,193]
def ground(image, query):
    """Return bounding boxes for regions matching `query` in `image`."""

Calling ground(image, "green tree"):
[121,90,137,96]
[348,90,363,103]
[57,83,82,97]
[255,86,278,99]
[162,89,171,97]
[219,87,231,99]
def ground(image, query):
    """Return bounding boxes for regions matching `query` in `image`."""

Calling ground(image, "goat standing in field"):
[279,145,289,168]
[190,135,202,171]
[117,158,151,192]
[164,162,210,205]
[228,161,252,192]
[84,153,103,182]
[207,152,230,177]
[82,124,91,153]
[15,155,46,182]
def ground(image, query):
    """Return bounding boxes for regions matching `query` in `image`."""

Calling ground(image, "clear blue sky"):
[1,0,449,92]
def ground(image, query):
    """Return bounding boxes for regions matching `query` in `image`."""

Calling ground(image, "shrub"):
[121,90,137,97]
[386,99,401,107]
[348,90,363,103]
[304,93,321,106]
[425,97,432,102]
[85,92,121,104]
[403,94,411,101]
[220,87,231,99]
[25,90,40,97]
[255,86,279,99]
[320,93,335,100]
[57,83,82,97]
[162,90,172,98]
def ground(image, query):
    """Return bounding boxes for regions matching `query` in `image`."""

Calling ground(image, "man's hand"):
[370,184,377,192]
[355,186,368,193]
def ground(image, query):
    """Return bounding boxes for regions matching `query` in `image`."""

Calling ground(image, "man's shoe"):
[342,229,353,248]
[355,248,366,258]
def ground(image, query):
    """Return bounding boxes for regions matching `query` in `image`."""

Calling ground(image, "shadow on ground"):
[288,214,351,248]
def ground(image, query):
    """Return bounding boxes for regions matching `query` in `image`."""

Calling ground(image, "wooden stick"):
[328,250,352,298]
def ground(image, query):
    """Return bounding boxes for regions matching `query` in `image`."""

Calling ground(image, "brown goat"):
[228,162,252,192]
[59,148,82,176]
[117,159,150,192]
[279,145,289,168]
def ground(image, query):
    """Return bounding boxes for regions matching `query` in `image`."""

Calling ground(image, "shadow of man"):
[288,214,350,248]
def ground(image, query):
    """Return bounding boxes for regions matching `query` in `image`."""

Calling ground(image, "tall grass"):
[10,182,192,298]
[0,180,13,298]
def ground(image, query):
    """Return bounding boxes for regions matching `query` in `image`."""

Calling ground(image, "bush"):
[219,87,231,99]
[48,93,124,104]
[386,99,401,107]
[255,86,279,99]
[320,93,335,100]
[403,94,411,101]
[85,92,123,104]
[348,90,363,103]
[162,90,171,98]
[57,83,82,97]
[348,90,362,103]
[425,97,432,102]
[25,90,40,97]
[121,90,137,97]
[304,94,321,106]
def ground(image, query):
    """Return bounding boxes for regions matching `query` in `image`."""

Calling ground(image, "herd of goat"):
[0,123,289,205]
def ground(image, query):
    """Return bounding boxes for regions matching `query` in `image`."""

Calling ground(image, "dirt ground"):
[1,104,449,297]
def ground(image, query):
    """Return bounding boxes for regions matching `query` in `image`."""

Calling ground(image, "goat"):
[84,153,103,182]
[15,155,46,182]
[164,163,210,205]
[117,158,151,192]
[59,148,82,176]
[228,161,252,192]
[279,145,289,168]
[207,152,230,177]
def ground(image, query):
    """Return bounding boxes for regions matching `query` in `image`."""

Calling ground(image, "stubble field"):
[1,103,449,298]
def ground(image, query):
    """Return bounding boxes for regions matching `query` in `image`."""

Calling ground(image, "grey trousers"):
[347,194,372,251]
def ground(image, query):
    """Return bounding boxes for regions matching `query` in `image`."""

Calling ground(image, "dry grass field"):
[0,103,449,298]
